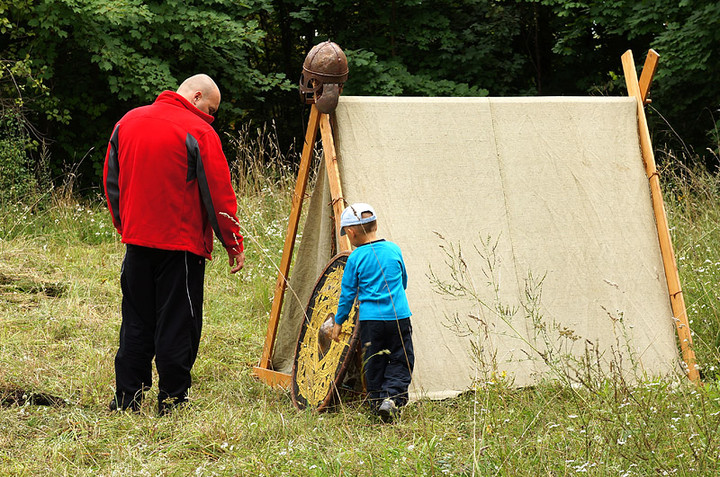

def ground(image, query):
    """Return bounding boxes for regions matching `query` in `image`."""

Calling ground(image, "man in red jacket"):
[103,74,244,414]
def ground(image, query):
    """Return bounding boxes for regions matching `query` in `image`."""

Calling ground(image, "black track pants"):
[359,318,414,407]
[114,244,205,409]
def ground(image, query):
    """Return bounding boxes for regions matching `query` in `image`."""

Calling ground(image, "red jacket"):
[103,91,243,259]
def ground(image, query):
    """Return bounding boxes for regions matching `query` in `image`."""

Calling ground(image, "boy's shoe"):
[158,396,188,416]
[378,398,398,422]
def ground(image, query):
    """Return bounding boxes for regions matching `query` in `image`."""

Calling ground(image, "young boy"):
[331,203,414,421]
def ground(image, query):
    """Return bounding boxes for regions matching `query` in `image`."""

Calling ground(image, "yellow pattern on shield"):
[295,266,358,407]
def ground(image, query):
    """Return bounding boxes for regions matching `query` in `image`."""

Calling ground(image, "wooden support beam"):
[621,49,700,382]
[639,49,660,105]
[252,105,321,385]
[251,367,291,389]
[319,113,352,252]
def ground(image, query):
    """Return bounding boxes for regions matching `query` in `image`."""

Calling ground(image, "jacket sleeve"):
[193,130,244,255]
[103,125,122,234]
[335,256,359,325]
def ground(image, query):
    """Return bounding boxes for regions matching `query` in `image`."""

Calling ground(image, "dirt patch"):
[0,272,66,297]
[0,386,66,407]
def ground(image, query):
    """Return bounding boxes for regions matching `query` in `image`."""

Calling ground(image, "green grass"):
[2,155,720,475]
[663,160,720,380]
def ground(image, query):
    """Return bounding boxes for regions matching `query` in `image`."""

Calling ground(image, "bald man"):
[104,74,244,414]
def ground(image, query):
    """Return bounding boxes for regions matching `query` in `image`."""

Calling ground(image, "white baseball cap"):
[340,203,377,235]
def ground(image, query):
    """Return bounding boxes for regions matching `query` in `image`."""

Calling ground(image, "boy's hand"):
[331,323,342,342]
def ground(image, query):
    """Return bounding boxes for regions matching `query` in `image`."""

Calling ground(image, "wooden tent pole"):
[621,49,700,382]
[253,105,321,388]
[319,113,352,252]
[638,49,659,105]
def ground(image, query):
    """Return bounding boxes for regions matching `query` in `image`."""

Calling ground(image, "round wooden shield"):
[291,252,360,410]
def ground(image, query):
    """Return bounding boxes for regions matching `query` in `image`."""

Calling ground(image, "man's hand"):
[331,323,342,342]
[229,251,245,274]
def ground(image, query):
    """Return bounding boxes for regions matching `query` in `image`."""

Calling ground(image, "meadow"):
[1,144,720,475]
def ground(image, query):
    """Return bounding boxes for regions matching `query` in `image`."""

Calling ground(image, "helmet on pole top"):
[299,41,348,113]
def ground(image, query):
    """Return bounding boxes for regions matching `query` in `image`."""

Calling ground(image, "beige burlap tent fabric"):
[272,96,681,400]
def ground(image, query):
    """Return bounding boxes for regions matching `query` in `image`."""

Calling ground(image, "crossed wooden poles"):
[252,106,349,388]
[252,49,700,388]
[621,49,698,382]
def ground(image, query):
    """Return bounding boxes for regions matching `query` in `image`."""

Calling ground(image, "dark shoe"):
[108,396,140,413]
[378,398,398,422]
[158,396,188,416]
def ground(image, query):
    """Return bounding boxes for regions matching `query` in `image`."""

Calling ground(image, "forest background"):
[1,0,719,195]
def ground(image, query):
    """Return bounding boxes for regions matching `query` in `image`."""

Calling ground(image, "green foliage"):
[280,0,526,96]
[22,0,285,104]
[652,2,720,153]
[0,2,70,123]
[2,0,720,190]
[2,0,293,186]
[518,0,720,157]
[344,49,490,97]
[0,56,57,203]
[0,112,36,201]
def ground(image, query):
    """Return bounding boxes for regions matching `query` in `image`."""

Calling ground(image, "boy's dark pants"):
[360,318,414,407]
[114,244,205,412]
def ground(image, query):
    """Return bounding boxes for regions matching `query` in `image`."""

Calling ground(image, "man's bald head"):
[177,74,221,116]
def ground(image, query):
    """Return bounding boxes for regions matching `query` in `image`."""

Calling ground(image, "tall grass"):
[662,152,720,381]
[1,136,720,475]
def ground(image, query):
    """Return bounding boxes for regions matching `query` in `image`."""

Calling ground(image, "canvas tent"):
[253,50,697,400]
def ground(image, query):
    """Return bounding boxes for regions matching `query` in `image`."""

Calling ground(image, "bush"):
[0,111,37,202]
